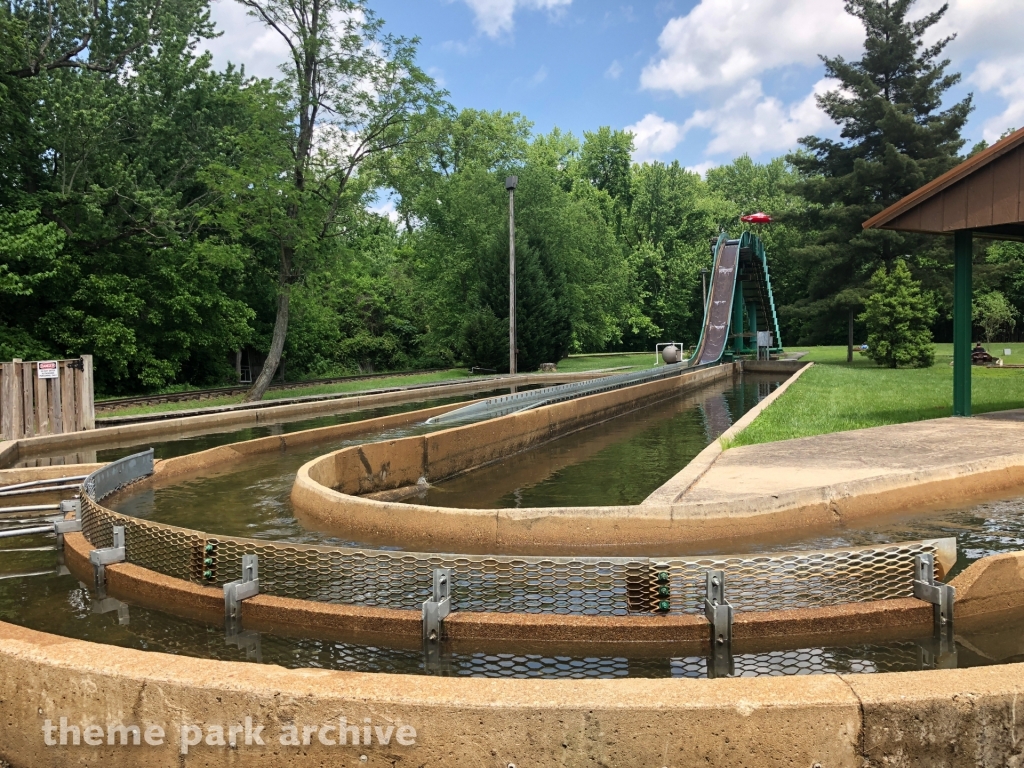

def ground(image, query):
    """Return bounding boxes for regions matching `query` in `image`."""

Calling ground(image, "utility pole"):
[847,307,854,363]
[506,176,518,375]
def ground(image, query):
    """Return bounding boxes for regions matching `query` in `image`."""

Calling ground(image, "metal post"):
[506,176,518,376]
[423,567,452,671]
[748,301,757,358]
[732,282,744,354]
[847,307,854,363]
[89,525,125,591]
[953,230,972,416]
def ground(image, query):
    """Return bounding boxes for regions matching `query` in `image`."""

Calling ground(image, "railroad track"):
[94,368,451,413]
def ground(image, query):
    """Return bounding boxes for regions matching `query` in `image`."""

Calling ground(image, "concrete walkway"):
[672,409,1024,513]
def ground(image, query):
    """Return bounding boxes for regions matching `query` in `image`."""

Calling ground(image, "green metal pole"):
[733,282,744,354]
[748,301,757,357]
[953,230,973,417]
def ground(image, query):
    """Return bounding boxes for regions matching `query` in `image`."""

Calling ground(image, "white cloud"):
[685,78,837,158]
[639,0,1024,157]
[204,0,292,79]
[928,0,1024,61]
[605,60,623,80]
[531,65,548,85]
[640,0,861,95]
[369,195,402,224]
[686,160,718,177]
[625,113,685,161]
[970,58,1024,143]
[930,0,1024,143]
[456,0,571,38]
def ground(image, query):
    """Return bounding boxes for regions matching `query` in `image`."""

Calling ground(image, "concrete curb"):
[3,616,1024,766]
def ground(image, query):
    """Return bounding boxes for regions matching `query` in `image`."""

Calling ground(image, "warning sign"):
[37,361,59,379]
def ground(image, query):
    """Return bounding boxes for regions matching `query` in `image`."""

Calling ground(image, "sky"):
[203,0,1024,175]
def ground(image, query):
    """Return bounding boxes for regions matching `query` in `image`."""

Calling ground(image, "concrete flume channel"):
[3,361,1024,766]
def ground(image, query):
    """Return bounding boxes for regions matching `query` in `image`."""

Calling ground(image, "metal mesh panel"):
[239,636,939,678]
[80,496,950,616]
[83,449,153,501]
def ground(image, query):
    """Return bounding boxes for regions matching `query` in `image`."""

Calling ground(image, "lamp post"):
[506,175,518,375]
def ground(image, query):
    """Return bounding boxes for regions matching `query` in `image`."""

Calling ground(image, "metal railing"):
[425,362,697,425]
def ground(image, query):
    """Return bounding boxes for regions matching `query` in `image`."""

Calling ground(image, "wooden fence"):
[0,356,95,441]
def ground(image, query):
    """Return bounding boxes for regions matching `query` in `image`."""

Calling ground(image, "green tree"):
[860,259,936,367]
[233,0,443,400]
[579,127,634,205]
[786,0,971,352]
[385,110,634,370]
[973,290,1017,343]
[1,0,266,392]
[622,161,729,350]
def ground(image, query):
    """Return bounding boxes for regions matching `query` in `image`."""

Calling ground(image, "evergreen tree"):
[860,259,936,367]
[785,0,972,350]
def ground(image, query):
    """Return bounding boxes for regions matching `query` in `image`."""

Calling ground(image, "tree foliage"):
[1,0,999,395]
[860,259,936,368]
[785,0,971,345]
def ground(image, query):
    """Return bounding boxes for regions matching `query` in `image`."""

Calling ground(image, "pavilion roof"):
[863,126,1024,240]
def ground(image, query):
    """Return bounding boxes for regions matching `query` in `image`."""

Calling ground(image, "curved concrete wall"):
[2,617,1024,767]
[289,363,840,554]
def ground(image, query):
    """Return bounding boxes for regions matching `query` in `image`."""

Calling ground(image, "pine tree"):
[860,259,936,367]
[785,0,972,349]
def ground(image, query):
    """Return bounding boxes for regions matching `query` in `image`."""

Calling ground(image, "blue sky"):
[206,0,1024,173]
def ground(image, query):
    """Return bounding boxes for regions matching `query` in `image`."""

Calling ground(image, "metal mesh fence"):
[81,494,951,617]
[239,634,944,678]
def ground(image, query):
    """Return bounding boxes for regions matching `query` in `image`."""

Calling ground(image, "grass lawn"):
[99,369,476,418]
[559,352,654,372]
[733,343,1024,447]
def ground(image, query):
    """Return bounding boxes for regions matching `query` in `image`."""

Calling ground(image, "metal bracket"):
[704,569,734,678]
[54,499,82,548]
[89,525,125,589]
[224,555,260,631]
[422,568,452,663]
[913,553,955,638]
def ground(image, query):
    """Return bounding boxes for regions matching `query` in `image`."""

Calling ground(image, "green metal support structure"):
[689,231,783,366]
[733,281,744,355]
[953,230,973,417]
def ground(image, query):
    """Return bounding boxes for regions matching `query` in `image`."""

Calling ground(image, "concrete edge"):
[0,373,594,469]
[643,361,813,505]
[0,615,868,768]
[2,576,1024,765]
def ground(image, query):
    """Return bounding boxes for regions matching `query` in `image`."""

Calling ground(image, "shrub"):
[859,259,936,368]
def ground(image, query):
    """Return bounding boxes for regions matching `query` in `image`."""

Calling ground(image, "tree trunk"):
[245,271,291,402]
[847,307,854,363]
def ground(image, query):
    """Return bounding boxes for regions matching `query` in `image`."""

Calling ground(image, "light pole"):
[506,175,518,375]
